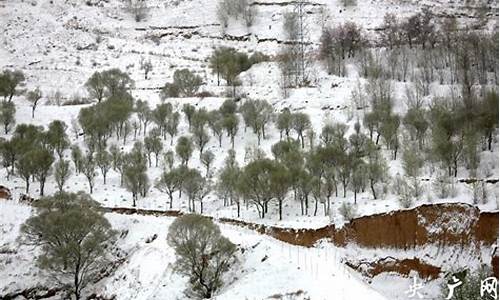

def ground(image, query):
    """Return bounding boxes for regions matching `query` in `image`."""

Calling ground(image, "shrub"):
[196,91,214,98]
[216,0,257,28]
[398,190,414,208]
[433,173,457,199]
[338,202,357,222]
[126,0,148,22]
[161,69,202,98]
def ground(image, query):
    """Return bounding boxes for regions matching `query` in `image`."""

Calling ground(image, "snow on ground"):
[100,213,389,300]
[0,201,46,296]
[0,201,390,300]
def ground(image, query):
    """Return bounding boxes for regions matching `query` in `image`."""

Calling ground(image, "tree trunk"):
[74,266,80,300]
[39,180,45,196]
[371,180,377,199]
[300,196,304,215]
[314,197,318,216]
[89,181,93,194]
[488,131,492,151]
[278,199,283,220]
[305,195,309,215]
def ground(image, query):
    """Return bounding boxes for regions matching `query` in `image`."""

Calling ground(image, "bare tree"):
[140,57,153,80]
[126,0,148,22]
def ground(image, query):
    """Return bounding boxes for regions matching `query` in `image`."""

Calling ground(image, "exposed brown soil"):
[475,212,499,245]
[346,257,442,280]
[218,217,333,247]
[101,204,498,264]
[493,255,499,278]
[218,203,498,280]
[334,203,497,249]
[220,203,498,251]
[250,1,324,7]
[101,206,183,217]
[0,185,11,200]
[34,203,500,282]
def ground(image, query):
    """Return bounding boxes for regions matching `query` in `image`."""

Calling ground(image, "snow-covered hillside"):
[0,0,498,299]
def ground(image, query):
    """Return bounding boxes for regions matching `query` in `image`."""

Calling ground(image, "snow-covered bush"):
[398,190,414,209]
[392,175,416,208]
[216,0,257,28]
[342,0,357,7]
[125,0,148,22]
[432,173,457,199]
[391,174,406,195]
[338,202,357,222]
[161,69,202,98]
[471,181,488,205]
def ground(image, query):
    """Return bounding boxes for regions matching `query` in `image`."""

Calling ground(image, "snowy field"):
[1,200,395,300]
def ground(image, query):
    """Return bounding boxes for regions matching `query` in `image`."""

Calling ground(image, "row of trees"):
[2,61,496,219]
[214,122,388,219]
[0,69,45,129]
[217,0,257,29]
[279,6,497,92]
[209,47,269,95]
[2,87,496,217]
[319,11,498,87]
[0,121,69,196]
[0,69,25,102]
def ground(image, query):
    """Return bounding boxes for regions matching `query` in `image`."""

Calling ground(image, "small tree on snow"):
[54,159,72,192]
[20,192,117,300]
[156,166,185,210]
[140,58,153,79]
[26,87,42,119]
[339,201,357,222]
[201,150,215,177]
[167,214,236,299]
